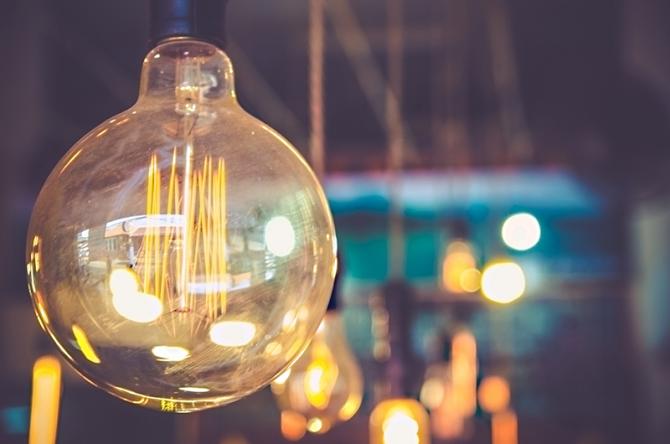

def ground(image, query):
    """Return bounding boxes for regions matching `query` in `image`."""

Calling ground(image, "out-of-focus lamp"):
[272,258,363,434]
[481,261,526,304]
[501,212,540,251]
[370,398,430,444]
[29,356,61,444]
[478,375,511,414]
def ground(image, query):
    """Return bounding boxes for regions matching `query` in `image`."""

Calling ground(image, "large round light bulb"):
[272,312,363,434]
[26,38,337,412]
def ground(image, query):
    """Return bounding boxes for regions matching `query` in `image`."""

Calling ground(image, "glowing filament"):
[138,151,228,321]
[304,341,339,410]
[382,410,420,444]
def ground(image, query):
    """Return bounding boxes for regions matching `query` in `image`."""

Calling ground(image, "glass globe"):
[272,312,363,434]
[26,38,337,412]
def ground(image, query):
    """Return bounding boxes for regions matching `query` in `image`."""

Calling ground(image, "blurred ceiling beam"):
[327,0,420,166]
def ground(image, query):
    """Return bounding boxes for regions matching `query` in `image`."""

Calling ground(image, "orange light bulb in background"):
[478,376,511,414]
[273,312,363,434]
[370,398,430,444]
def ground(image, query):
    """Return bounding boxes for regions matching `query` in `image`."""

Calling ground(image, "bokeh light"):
[442,240,480,293]
[478,376,511,414]
[481,261,526,304]
[501,213,541,251]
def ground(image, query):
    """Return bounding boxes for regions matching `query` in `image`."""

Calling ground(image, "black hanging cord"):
[327,254,343,312]
[149,0,229,48]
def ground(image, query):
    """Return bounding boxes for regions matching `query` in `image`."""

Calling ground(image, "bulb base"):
[149,0,228,48]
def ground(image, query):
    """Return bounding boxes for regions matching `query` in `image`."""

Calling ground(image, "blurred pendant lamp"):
[370,1,430,442]
[272,255,364,436]
[26,0,337,412]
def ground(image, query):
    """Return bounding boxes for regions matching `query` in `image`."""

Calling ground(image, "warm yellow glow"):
[274,368,292,385]
[72,325,101,364]
[432,383,465,440]
[338,392,363,421]
[281,410,307,441]
[141,151,228,320]
[451,330,478,417]
[492,409,518,444]
[383,410,420,444]
[282,310,298,332]
[179,386,210,393]
[30,356,61,444]
[441,241,477,293]
[306,417,322,433]
[209,320,256,347]
[304,341,339,409]
[478,376,511,414]
[110,268,163,323]
[459,268,481,293]
[370,399,430,444]
[501,212,541,251]
[151,345,190,362]
[481,261,526,304]
[420,377,445,410]
[265,341,283,356]
[264,216,296,257]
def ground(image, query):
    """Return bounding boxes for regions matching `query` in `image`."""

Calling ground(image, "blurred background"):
[2,0,670,443]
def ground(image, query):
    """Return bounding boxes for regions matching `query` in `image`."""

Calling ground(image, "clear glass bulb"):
[26,38,337,412]
[271,312,363,434]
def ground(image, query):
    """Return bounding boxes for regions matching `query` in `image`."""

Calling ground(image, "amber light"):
[29,355,62,444]
[370,398,430,444]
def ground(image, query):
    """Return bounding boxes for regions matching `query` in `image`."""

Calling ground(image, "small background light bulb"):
[369,399,430,444]
[481,261,526,304]
[478,376,511,414]
[501,212,541,251]
[272,312,363,433]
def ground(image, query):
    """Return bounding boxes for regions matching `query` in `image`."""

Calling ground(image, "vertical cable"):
[386,0,404,279]
[309,0,326,179]
[487,0,532,162]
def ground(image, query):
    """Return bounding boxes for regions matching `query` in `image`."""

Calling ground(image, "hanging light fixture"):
[272,255,363,435]
[26,0,336,412]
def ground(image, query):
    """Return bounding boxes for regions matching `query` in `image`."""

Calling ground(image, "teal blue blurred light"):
[1,406,28,435]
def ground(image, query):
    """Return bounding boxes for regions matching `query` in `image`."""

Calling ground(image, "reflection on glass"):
[110,268,163,323]
[72,325,101,364]
[179,387,210,393]
[151,346,190,362]
[209,321,256,347]
[264,216,296,257]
